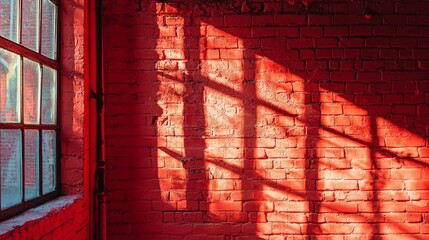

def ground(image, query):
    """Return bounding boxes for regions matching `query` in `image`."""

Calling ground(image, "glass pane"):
[23,58,41,124]
[0,0,19,42]
[41,66,56,124]
[0,129,23,209]
[22,0,40,52]
[0,48,21,123]
[41,0,57,59]
[24,130,39,200]
[42,130,55,194]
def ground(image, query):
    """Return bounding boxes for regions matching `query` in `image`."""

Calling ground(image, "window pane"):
[24,58,41,124]
[24,130,39,200]
[22,0,40,52]
[0,48,21,123]
[1,129,23,209]
[41,0,57,59]
[41,66,56,124]
[0,0,19,43]
[42,130,55,194]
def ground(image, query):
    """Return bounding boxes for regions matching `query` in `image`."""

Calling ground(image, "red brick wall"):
[104,0,429,239]
[0,0,90,239]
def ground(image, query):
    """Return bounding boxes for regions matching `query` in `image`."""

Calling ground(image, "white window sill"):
[0,195,80,236]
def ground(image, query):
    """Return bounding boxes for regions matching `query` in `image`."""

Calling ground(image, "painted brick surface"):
[104,0,429,239]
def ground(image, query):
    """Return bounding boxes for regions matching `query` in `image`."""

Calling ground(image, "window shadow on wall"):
[104,1,429,239]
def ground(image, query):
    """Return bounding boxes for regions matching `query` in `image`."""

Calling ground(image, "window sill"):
[0,195,80,237]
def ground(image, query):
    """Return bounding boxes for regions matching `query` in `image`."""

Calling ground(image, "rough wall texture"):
[0,0,90,239]
[104,0,429,239]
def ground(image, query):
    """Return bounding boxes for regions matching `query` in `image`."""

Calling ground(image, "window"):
[0,0,58,220]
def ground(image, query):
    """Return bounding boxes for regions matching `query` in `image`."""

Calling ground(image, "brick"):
[346,83,367,92]
[308,15,333,25]
[406,213,422,223]
[277,27,300,37]
[317,180,358,190]
[206,26,228,37]
[419,148,429,157]
[334,15,370,25]
[318,223,354,234]
[391,38,417,47]
[252,15,274,26]
[274,15,306,25]
[355,95,382,105]
[379,223,420,234]
[365,38,390,48]
[391,169,422,180]
[287,38,313,49]
[405,181,429,190]
[359,179,404,191]
[317,202,358,213]
[207,37,238,48]
[321,104,342,115]
[379,49,398,58]
[350,26,372,36]
[201,202,242,211]
[274,201,311,212]
[398,26,421,36]
[324,26,348,36]
[330,71,356,81]
[340,38,365,48]
[300,27,323,37]
[219,49,244,59]
[315,38,338,48]
[316,49,332,59]
[369,83,391,93]
[374,26,397,35]
[422,224,429,234]
[261,38,286,50]
[252,27,277,37]
[272,223,302,234]
[243,201,274,212]
[392,105,416,115]
[228,27,251,38]
[224,15,251,27]
[361,49,378,58]
[343,105,368,115]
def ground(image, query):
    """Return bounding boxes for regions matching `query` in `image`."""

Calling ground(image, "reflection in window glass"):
[0,48,21,123]
[41,0,57,59]
[42,66,57,124]
[24,58,41,124]
[24,130,40,200]
[1,129,23,209]
[0,0,19,43]
[22,0,40,52]
[42,130,56,194]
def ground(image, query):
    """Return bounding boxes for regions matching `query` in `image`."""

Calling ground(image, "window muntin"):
[0,0,58,220]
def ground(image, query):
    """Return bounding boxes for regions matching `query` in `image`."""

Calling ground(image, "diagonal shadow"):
[163,72,428,169]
